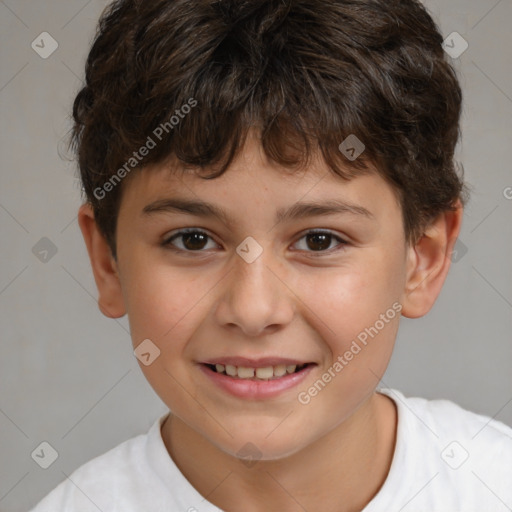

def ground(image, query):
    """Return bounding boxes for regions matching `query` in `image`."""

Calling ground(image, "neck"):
[161,391,397,512]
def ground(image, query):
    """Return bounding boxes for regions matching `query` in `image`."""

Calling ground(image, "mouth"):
[203,362,311,380]
[198,358,316,400]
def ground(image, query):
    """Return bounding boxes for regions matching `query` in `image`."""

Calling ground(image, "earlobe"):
[77,203,126,318]
[401,200,464,319]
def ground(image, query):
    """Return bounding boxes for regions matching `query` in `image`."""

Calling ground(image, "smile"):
[199,360,316,400]
[206,362,308,380]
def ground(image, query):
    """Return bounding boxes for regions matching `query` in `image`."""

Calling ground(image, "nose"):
[214,246,295,337]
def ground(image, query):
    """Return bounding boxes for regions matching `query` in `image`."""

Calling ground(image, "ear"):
[401,200,464,318]
[77,203,126,318]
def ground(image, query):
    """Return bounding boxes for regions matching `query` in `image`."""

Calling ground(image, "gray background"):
[0,0,511,510]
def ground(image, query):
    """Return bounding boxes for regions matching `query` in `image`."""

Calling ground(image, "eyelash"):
[161,228,348,257]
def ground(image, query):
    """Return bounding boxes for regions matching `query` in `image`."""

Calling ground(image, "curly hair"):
[71,0,468,259]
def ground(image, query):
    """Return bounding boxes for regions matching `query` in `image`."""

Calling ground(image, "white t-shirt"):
[29,388,512,512]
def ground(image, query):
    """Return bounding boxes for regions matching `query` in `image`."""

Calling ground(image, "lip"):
[198,361,316,400]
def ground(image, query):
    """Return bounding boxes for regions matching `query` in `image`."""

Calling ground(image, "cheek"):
[121,259,209,348]
[296,256,403,359]
[293,266,401,426]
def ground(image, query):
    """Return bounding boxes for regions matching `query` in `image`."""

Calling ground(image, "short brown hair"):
[71,0,468,259]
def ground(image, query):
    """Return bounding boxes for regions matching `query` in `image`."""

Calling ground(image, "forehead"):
[118,136,402,229]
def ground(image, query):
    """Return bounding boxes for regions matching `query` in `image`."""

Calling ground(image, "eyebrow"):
[141,197,374,224]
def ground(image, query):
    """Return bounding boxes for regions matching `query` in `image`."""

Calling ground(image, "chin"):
[216,434,308,464]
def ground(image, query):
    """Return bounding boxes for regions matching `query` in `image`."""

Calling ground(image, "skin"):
[78,130,463,512]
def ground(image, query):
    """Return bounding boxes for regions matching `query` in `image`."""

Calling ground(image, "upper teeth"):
[213,363,301,379]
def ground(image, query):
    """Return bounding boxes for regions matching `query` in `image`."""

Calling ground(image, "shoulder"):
[385,387,512,465]
[29,415,169,512]
[371,388,512,511]
[387,387,512,448]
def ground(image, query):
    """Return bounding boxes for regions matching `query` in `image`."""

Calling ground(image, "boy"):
[30,0,512,511]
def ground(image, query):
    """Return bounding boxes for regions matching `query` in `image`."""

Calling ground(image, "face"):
[113,132,409,460]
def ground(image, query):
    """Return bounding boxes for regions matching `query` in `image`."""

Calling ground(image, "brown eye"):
[163,229,217,252]
[305,232,331,251]
[180,232,208,250]
[293,230,347,254]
